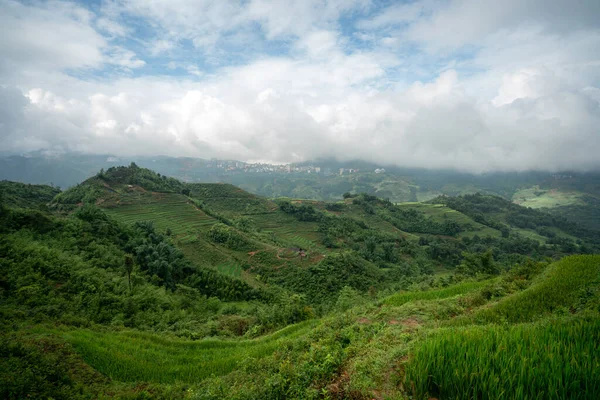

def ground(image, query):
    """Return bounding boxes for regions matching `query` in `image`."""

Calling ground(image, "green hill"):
[2,166,600,399]
[0,180,60,209]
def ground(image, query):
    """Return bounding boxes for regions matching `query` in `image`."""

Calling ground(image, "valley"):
[1,164,599,399]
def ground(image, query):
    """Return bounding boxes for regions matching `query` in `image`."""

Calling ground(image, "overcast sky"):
[1,0,599,171]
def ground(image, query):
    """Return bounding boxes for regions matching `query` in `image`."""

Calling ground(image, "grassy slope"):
[383,278,499,306]
[512,185,584,209]
[406,318,600,400]
[476,254,600,323]
[59,320,317,384]
[33,254,598,399]
[188,183,277,217]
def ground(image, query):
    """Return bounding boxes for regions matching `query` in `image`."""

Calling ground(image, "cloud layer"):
[1,0,599,172]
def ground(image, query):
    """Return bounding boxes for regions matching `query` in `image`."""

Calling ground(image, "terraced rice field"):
[253,214,321,249]
[215,262,243,278]
[103,194,217,236]
[60,319,318,384]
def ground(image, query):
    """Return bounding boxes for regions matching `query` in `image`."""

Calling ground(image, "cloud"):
[0,0,106,72]
[0,0,599,172]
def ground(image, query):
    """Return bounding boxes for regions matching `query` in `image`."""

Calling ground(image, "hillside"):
[0,180,60,209]
[5,152,600,230]
[48,165,599,293]
[2,165,600,399]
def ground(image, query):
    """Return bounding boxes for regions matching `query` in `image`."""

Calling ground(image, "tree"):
[456,249,498,276]
[124,254,134,292]
[382,242,397,263]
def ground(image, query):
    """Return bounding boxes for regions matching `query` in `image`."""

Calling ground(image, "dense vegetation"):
[0,180,60,209]
[1,166,599,399]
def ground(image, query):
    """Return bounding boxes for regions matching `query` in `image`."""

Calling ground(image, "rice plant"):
[60,320,317,384]
[405,317,600,399]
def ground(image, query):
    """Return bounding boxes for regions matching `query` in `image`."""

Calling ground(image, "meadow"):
[512,186,583,209]
[476,254,600,323]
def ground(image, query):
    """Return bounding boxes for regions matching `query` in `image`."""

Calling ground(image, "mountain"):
[3,152,600,231]
[1,165,599,399]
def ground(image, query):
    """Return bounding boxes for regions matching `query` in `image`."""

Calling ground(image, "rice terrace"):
[2,0,600,398]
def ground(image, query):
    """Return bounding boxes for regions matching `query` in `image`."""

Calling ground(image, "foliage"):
[277,200,322,222]
[208,223,253,251]
[3,165,600,399]
[476,254,600,323]
[383,278,497,306]
[406,317,600,400]
[0,180,60,209]
[456,249,499,276]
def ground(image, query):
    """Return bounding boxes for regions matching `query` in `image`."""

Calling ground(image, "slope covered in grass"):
[60,320,317,384]
[383,278,498,306]
[476,254,600,323]
[188,183,276,216]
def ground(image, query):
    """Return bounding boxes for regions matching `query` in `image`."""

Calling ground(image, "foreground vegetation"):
[407,317,600,399]
[1,165,599,399]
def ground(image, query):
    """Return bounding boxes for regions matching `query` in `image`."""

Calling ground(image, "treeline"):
[278,200,322,221]
[436,193,600,246]
[0,203,271,331]
[0,180,60,209]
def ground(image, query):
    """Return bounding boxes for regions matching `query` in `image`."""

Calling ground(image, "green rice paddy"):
[104,194,217,236]
[60,320,317,384]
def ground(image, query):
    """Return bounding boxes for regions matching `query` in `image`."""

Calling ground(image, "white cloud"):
[107,48,146,69]
[0,0,106,71]
[0,0,599,172]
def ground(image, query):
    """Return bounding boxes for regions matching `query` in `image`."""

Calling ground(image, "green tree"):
[457,250,499,276]
[124,254,134,292]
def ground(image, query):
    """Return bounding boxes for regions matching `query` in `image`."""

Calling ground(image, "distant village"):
[199,159,385,175]
[105,156,387,176]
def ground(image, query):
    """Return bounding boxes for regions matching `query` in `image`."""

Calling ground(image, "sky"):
[0,0,599,172]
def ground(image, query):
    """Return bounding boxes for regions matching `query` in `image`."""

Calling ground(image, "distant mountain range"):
[2,151,600,230]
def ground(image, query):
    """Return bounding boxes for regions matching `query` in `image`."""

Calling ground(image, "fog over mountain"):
[1,0,599,172]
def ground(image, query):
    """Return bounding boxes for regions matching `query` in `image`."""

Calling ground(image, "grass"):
[406,317,600,400]
[104,194,217,236]
[382,278,498,307]
[215,262,243,278]
[476,255,600,323]
[253,213,322,249]
[12,254,600,399]
[512,227,548,243]
[187,183,276,216]
[512,186,583,209]
[60,320,318,384]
